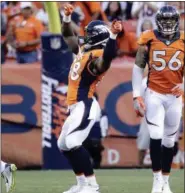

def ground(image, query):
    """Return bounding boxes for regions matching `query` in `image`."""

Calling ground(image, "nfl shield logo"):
[50,38,61,50]
[166,41,170,45]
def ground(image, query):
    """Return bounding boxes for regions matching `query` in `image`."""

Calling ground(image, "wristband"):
[63,14,71,23]
[109,32,117,40]
[133,91,141,98]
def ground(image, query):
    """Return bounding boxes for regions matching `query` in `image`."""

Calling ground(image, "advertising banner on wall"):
[1,56,143,168]
[41,33,73,169]
[97,57,140,137]
[1,64,42,168]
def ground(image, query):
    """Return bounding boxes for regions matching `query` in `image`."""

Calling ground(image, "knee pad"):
[164,112,181,128]
[162,137,175,148]
[148,127,163,140]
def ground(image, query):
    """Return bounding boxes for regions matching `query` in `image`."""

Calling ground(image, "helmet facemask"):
[157,16,179,35]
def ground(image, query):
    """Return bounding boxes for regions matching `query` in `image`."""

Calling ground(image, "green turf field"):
[1,169,184,193]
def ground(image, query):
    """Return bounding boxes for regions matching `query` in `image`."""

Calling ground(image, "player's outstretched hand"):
[133,96,146,117]
[171,84,183,98]
[111,20,123,34]
[64,4,74,16]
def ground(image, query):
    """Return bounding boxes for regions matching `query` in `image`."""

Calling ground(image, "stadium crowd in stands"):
[1,1,184,64]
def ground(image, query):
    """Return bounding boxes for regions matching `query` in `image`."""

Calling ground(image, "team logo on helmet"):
[84,20,110,48]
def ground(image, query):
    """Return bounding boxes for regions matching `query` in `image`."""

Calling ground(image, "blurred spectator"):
[35,5,49,26]
[101,1,131,21]
[33,2,44,10]
[33,2,49,27]
[141,19,154,32]
[125,2,133,20]
[1,2,22,60]
[7,2,44,64]
[166,2,181,10]
[3,1,21,24]
[180,1,185,12]
[131,2,165,37]
[105,2,125,22]
[1,1,8,10]
[180,11,184,31]
[1,13,7,42]
[73,2,108,36]
[116,24,138,58]
[166,2,184,31]
[166,2,185,13]
[1,12,7,64]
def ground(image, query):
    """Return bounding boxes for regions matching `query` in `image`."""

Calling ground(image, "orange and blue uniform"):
[67,48,104,105]
[138,30,184,94]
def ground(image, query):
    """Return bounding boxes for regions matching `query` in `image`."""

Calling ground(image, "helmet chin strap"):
[160,31,176,40]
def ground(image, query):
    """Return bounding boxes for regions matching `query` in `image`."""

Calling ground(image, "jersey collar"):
[154,30,180,46]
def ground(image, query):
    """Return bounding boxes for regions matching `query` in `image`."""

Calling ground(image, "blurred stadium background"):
[1,0,184,176]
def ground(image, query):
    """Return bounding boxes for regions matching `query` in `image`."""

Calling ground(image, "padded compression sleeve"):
[103,38,117,62]
[132,65,144,98]
[102,36,117,70]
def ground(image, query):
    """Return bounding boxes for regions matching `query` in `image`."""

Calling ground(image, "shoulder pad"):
[137,30,154,45]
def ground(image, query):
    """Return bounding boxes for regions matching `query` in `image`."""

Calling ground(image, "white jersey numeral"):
[70,62,81,80]
[152,50,182,71]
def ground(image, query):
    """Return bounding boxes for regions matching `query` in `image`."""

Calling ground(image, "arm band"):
[132,65,144,98]
[62,14,71,23]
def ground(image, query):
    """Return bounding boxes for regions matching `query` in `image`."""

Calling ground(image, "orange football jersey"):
[138,30,184,94]
[67,48,104,105]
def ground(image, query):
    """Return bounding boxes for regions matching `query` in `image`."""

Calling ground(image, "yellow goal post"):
[44,2,61,34]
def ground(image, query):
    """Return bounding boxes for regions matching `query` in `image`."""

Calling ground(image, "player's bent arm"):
[132,45,147,98]
[62,15,79,55]
[88,33,117,75]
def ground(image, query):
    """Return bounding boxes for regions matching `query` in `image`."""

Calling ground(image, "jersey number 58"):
[70,62,81,80]
[152,50,182,71]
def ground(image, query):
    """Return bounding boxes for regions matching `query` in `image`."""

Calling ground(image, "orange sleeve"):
[137,30,152,45]
[128,32,138,51]
[88,2,101,13]
[34,20,44,38]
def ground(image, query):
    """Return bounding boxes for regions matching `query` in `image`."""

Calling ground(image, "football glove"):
[171,84,184,98]
[64,4,74,16]
[110,20,123,34]
[133,96,146,117]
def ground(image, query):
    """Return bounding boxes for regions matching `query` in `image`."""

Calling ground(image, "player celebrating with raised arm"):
[132,5,184,193]
[57,4,122,193]
[1,160,17,192]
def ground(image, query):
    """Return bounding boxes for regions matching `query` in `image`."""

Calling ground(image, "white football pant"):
[144,88,182,148]
[57,97,101,151]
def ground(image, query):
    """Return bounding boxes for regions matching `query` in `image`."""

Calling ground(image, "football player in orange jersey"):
[132,5,184,193]
[57,4,122,193]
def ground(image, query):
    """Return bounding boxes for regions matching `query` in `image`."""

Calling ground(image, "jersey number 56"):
[152,50,182,71]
